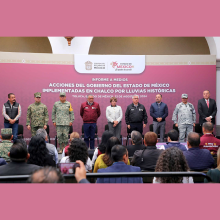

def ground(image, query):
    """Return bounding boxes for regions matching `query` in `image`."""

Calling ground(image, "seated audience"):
[27,135,56,167]
[183,132,215,170]
[91,130,114,165]
[131,132,163,171]
[164,129,187,151]
[153,147,193,183]
[200,122,220,155]
[93,136,122,172]
[126,130,145,157]
[28,167,64,183]
[204,148,220,183]
[60,138,92,172]
[0,141,40,175]
[96,145,143,183]
[62,132,80,157]
[0,128,13,161]
[36,128,58,164]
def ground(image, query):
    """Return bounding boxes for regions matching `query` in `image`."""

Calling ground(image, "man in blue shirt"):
[183,132,214,170]
[150,94,168,142]
[96,145,143,183]
[164,129,187,151]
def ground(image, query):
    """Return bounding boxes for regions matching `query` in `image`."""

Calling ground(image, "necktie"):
[207,99,209,108]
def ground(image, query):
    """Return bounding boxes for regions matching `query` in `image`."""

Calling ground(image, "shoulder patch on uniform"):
[69,103,73,111]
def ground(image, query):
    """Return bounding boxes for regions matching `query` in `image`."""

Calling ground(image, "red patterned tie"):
[207,99,209,108]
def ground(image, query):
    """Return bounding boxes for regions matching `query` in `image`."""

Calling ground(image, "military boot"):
[58,143,64,154]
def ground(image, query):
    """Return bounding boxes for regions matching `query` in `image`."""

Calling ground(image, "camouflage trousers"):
[56,125,69,146]
[31,126,44,137]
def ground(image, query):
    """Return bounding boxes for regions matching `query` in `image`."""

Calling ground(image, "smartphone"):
[58,163,80,174]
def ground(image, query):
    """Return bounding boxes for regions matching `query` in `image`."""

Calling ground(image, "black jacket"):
[4,101,20,123]
[0,161,40,176]
[198,98,217,124]
[125,103,148,125]
[131,146,163,171]
[126,144,145,157]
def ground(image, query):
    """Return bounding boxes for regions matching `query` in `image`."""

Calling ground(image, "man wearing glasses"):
[125,94,148,135]
[26,92,49,137]
[80,94,101,149]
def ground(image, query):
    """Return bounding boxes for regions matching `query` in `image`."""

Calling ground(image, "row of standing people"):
[2,90,217,152]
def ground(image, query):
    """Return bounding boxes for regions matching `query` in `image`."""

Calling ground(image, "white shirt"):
[106,105,123,123]
[153,176,194,183]
[91,148,98,165]
[60,156,92,172]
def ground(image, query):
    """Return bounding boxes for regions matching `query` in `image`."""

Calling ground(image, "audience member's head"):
[0,128,13,141]
[144,132,157,146]
[187,132,200,148]
[28,135,50,166]
[155,147,190,183]
[9,142,29,162]
[167,129,179,142]
[68,138,88,165]
[28,167,64,183]
[202,122,214,134]
[98,130,114,154]
[131,130,142,145]
[36,128,48,141]
[69,132,80,142]
[103,137,121,166]
[111,145,128,164]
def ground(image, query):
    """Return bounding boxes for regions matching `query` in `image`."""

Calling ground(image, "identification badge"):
[92,107,96,109]
[85,107,88,109]
[139,109,143,111]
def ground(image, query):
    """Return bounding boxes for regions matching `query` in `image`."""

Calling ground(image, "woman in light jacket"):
[106,97,123,141]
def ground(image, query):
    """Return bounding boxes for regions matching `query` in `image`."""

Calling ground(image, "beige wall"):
[89,37,210,55]
[0,37,52,53]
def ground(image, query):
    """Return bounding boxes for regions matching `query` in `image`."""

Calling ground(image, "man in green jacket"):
[0,128,13,161]
[26,92,49,136]
[52,92,74,153]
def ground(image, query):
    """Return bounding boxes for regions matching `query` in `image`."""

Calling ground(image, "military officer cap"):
[181,94,188,98]
[1,128,12,135]
[60,92,66,97]
[34,92,41,98]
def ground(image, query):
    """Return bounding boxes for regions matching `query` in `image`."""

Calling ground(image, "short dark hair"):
[144,132,157,146]
[1,134,12,140]
[202,122,213,132]
[111,145,127,162]
[10,142,28,162]
[8,93,14,98]
[131,130,142,145]
[167,129,179,141]
[156,94,162,97]
[27,167,64,183]
[188,132,200,147]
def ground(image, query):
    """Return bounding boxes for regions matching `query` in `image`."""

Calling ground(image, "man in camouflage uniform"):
[0,128,13,161]
[52,92,74,153]
[172,94,196,142]
[26,92,49,136]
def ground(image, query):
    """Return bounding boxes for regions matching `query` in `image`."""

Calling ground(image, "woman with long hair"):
[94,136,130,172]
[60,138,92,172]
[204,148,220,183]
[91,130,114,165]
[153,147,193,183]
[27,135,56,167]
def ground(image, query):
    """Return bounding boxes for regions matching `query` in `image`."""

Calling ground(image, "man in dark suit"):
[126,130,145,157]
[0,141,40,176]
[131,132,163,171]
[183,132,214,170]
[198,90,217,125]
[96,145,143,183]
